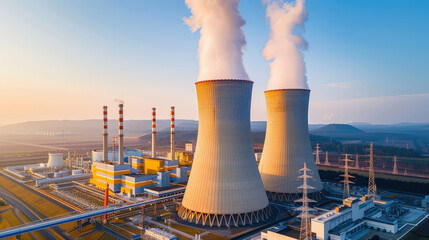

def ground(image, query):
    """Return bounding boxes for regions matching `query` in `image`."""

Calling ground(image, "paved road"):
[0,186,56,240]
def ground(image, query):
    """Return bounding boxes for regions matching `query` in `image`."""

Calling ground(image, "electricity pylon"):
[325,151,330,166]
[315,144,320,165]
[392,156,398,175]
[295,162,316,240]
[341,154,355,199]
[367,143,377,199]
[355,154,360,169]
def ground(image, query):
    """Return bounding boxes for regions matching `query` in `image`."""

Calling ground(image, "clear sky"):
[1,0,428,126]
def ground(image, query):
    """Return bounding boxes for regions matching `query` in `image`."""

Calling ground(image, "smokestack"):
[118,103,124,165]
[258,89,323,201]
[102,106,108,162]
[170,106,175,160]
[179,80,271,227]
[151,107,156,158]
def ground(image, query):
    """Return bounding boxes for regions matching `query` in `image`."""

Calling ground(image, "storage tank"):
[179,80,271,227]
[258,89,323,202]
[47,153,64,168]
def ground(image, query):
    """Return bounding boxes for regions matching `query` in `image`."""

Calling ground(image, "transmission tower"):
[392,156,398,175]
[341,154,355,199]
[295,162,316,240]
[367,143,377,199]
[355,154,360,169]
[315,144,320,165]
[325,151,330,166]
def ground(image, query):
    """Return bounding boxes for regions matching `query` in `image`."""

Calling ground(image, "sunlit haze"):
[1,1,428,125]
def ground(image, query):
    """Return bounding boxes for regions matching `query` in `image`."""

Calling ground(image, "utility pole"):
[341,154,355,199]
[295,162,316,240]
[367,143,377,199]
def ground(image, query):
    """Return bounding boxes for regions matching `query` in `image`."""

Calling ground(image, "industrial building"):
[311,196,399,240]
[144,228,178,240]
[258,89,323,201]
[179,79,271,227]
[90,104,190,197]
[91,147,142,163]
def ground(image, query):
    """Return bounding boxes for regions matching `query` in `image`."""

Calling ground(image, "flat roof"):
[125,173,149,177]
[147,185,185,192]
[275,227,301,239]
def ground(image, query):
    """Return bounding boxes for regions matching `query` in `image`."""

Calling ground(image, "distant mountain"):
[0,119,198,136]
[0,119,265,136]
[311,124,365,136]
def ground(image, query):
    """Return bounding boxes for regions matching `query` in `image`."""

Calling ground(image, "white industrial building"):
[311,196,398,240]
[144,228,178,240]
[91,147,142,163]
[261,196,399,240]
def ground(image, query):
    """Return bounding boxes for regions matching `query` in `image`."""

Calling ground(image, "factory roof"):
[125,173,148,177]
[146,228,176,238]
[330,219,364,235]
[145,185,186,196]
[313,206,351,223]
[275,227,301,239]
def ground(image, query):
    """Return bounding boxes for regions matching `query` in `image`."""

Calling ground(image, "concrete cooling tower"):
[47,152,64,168]
[258,89,323,202]
[179,80,271,227]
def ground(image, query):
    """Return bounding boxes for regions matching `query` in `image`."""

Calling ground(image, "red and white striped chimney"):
[170,106,175,160]
[118,104,124,164]
[151,107,156,158]
[102,106,108,162]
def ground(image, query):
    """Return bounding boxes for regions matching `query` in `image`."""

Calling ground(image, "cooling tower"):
[47,153,64,168]
[179,80,271,227]
[258,89,323,202]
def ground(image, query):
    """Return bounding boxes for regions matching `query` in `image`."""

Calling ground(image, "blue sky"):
[0,0,428,125]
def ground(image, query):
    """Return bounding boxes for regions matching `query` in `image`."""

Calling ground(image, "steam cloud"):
[184,0,249,81]
[114,98,124,104]
[262,0,309,90]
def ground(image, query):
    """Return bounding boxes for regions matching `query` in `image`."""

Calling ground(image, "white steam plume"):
[114,98,124,104]
[262,0,309,90]
[184,0,250,81]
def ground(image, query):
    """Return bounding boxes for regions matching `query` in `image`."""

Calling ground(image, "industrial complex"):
[0,1,428,240]
[1,81,427,240]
